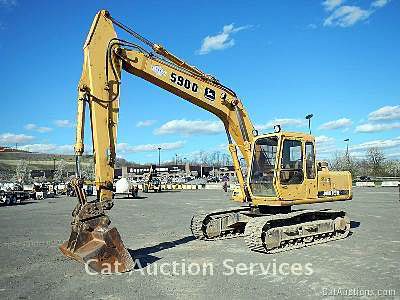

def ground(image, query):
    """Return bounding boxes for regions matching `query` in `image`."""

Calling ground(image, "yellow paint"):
[75,10,352,208]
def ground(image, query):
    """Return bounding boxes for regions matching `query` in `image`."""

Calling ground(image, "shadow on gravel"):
[350,220,360,229]
[347,221,361,238]
[143,190,181,194]
[130,252,160,269]
[128,236,196,269]
[114,196,148,200]
[1,201,37,207]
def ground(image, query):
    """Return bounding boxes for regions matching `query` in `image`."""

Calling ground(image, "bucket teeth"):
[59,218,134,273]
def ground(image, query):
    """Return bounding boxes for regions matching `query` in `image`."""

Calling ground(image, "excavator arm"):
[77,10,254,200]
[60,10,255,273]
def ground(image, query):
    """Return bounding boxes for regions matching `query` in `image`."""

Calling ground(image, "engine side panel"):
[317,170,352,199]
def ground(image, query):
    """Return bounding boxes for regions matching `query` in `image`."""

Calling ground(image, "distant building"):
[31,169,55,179]
[0,146,30,153]
[114,164,236,181]
[30,170,75,181]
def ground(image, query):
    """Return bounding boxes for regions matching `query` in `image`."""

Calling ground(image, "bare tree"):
[183,150,234,167]
[13,160,32,184]
[366,147,385,176]
[115,157,130,168]
[35,174,47,183]
[329,152,358,176]
[382,159,400,177]
[54,159,67,183]
[81,158,95,180]
[0,169,16,182]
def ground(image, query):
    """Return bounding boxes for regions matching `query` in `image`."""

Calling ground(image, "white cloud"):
[255,118,305,130]
[307,23,317,29]
[18,144,74,154]
[197,24,252,55]
[136,120,156,128]
[323,6,371,27]
[316,135,335,144]
[348,149,400,160]
[117,141,186,154]
[355,122,400,133]
[317,144,338,154]
[54,120,74,128]
[318,117,352,130]
[0,133,34,144]
[385,151,400,158]
[348,151,366,158]
[351,136,400,150]
[24,124,36,130]
[354,106,400,133]
[217,143,229,152]
[0,0,17,7]
[322,0,346,11]
[36,127,52,133]
[154,119,224,136]
[371,0,390,8]
[24,123,52,133]
[315,135,337,154]
[368,105,400,121]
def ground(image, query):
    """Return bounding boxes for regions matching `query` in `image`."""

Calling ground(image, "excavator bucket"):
[59,217,134,273]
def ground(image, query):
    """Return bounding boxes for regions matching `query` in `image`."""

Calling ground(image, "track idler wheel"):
[59,216,134,273]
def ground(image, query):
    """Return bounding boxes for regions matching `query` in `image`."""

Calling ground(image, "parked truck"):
[0,183,30,206]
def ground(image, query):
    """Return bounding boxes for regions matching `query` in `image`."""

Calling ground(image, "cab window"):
[305,142,315,179]
[249,137,277,197]
[280,140,303,184]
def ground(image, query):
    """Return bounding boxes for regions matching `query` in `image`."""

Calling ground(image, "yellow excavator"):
[60,10,352,273]
[142,165,162,193]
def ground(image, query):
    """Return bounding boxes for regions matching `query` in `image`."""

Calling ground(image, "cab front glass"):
[249,136,278,197]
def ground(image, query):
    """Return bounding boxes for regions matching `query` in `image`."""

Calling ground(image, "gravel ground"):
[0,187,399,299]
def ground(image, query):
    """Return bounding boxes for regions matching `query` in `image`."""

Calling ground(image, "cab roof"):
[257,131,315,142]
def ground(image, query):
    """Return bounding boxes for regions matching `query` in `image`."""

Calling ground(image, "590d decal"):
[204,87,216,101]
[170,72,198,93]
[170,72,217,102]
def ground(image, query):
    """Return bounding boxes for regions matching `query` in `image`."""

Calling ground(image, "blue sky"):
[0,0,399,164]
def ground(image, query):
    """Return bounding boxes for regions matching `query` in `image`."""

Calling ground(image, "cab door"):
[277,138,307,200]
[304,142,318,199]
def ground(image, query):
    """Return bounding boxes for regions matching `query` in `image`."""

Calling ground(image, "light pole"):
[344,138,350,162]
[305,114,313,135]
[184,157,187,175]
[158,147,161,169]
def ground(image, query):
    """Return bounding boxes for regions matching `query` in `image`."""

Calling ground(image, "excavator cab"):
[247,132,318,204]
[247,131,351,206]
